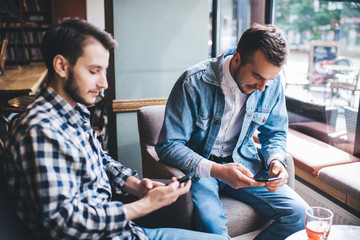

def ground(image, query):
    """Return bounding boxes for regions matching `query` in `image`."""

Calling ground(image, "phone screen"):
[253,169,281,182]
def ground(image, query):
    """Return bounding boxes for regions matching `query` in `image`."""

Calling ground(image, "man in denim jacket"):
[156,24,309,240]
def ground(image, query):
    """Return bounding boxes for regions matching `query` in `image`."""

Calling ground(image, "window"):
[209,0,265,57]
[275,0,360,156]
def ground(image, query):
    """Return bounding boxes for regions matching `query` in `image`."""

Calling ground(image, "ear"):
[232,52,241,67]
[53,54,69,79]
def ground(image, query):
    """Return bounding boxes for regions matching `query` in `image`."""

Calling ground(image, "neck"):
[48,76,77,108]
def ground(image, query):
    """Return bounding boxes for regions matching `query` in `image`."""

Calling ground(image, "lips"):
[90,91,99,96]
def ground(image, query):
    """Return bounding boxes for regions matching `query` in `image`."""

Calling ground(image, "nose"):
[258,82,266,92]
[98,72,108,90]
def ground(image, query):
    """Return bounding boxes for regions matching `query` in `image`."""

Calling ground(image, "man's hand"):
[211,163,265,189]
[136,178,166,198]
[124,177,191,220]
[122,176,166,198]
[265,160,288,192]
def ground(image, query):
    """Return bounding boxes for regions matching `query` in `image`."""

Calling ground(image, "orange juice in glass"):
[305,207,333,240]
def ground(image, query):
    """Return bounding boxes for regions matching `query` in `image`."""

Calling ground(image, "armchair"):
[137,105,295,238]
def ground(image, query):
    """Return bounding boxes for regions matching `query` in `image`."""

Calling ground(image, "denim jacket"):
[155,49,288,177]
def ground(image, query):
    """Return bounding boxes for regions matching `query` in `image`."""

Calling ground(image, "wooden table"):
[0,63,47,108]
[285,225,360,240]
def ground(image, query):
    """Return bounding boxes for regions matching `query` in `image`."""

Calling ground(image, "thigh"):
[223,185,308,221]
[142,227,229,240]
[190,177,228,235]
[190,177,222,212]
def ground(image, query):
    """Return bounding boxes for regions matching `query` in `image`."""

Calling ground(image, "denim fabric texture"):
[142,227,230,240]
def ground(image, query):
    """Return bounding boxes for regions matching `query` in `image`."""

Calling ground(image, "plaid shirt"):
[4,87,148,240]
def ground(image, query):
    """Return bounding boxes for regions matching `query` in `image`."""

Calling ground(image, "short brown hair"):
[236,23,288,67]
[41,18,117,78]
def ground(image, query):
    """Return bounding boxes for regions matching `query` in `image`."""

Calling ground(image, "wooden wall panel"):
[51,0,86,24]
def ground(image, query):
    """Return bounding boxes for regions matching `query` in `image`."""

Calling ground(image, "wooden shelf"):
[0,0,52,66]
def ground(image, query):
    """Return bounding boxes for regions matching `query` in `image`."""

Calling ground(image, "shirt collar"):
[41,87,91,129]
[223,55,240,91]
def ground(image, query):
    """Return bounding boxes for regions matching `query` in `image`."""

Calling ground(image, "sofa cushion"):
[318,162,360,200]
[288,121,355,155]
[287,129,359,176]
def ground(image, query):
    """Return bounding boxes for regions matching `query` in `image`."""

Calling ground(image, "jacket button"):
[204,150,209,154]
[214,120,219,125]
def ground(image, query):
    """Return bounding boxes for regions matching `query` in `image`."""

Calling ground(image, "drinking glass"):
[305,207,333,240]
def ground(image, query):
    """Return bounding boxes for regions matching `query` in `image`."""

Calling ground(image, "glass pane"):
[217,0,251,54]
[275,0,360,155]
[112,0,210,173]
[113,0,209,100]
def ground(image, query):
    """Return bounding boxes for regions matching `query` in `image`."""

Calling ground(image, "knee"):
[283,199,309,229]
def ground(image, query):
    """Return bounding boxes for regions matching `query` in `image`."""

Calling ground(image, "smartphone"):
[177,174,199,183]
[253,169,281,182]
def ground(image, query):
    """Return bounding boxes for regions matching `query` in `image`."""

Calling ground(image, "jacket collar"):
[202,47,279,89]
[202,48,236,87]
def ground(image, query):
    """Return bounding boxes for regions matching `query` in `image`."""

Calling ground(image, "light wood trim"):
[112,98,167,112]
[295,166,347,204]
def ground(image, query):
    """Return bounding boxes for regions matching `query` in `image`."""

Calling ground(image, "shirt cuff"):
[267,154,286,168]
[196,158,214,178]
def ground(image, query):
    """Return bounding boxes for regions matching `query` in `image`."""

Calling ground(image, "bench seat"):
[318,162,360,212]
[287,129,359,176]
[289,121,355,155]
[253,128,360,214]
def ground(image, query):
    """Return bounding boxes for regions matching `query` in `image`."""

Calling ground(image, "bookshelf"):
[0,0,52,65]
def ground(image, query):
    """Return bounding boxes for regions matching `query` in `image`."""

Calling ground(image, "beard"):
[232,65,247,94]
[64,68,87,105]
[232,65,259,94]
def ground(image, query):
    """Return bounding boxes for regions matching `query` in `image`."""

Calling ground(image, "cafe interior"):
[0,0,360,239]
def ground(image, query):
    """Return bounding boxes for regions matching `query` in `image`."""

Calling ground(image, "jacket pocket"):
[239,137,259,160]
[252,112,270,125]
[196,114,210,131]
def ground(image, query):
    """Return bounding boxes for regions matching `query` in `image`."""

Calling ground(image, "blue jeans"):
[190,177,309,240]
[142,227,229,240]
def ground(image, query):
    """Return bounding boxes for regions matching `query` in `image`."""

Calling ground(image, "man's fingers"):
[234,164,254,178]
[141,178,153,189]
[271,164,281,176]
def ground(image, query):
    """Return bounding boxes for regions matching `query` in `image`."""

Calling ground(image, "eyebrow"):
[88,64,103,69]
[87,64,108,71]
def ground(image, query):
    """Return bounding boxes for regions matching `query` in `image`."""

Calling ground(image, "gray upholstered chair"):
[137,104,295,238]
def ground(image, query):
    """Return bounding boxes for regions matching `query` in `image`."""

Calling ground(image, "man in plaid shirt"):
[3,18,227,240]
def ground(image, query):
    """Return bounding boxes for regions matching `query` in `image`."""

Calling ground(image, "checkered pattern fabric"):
[4,87,147,240]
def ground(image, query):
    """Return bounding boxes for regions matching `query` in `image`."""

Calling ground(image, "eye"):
[89,69,98,75]
[253,73,261,79]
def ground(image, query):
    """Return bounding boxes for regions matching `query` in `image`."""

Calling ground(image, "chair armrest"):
[142,146,185,179]
[285,153,295,189]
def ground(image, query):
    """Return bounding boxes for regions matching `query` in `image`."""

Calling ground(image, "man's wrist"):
[267,154,286,169]
[196,158,214,178]
[269,158,287,169]
[122,176,141,195]
[210,163,224,179]
[124,197,153,221]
